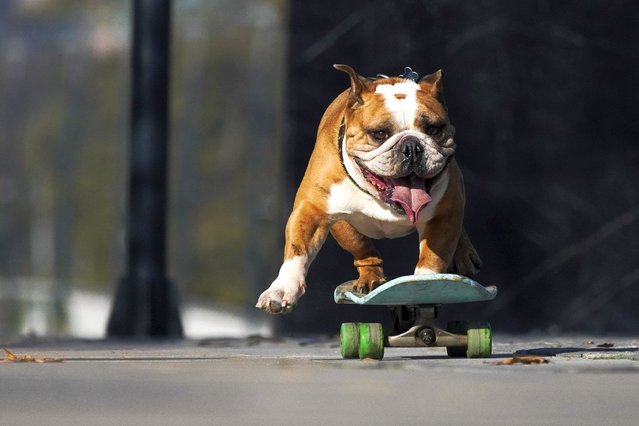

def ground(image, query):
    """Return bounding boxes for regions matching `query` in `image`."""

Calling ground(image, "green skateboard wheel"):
[358,323,384,360]
[466,321,492,358]
[445,321,492,358]
[340,323,359,359]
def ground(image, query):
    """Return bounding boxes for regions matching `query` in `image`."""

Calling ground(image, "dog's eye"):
[426,125,443,136]
[370,130,389,142]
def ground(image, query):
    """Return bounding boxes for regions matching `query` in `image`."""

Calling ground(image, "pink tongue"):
[389,175,432,224]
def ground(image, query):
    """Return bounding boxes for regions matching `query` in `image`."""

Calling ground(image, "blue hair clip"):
[401,67,419,81]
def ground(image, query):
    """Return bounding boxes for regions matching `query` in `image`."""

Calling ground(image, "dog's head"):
[335,64,456,224]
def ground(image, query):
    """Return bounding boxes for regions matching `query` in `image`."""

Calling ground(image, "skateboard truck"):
[388,305,468,349]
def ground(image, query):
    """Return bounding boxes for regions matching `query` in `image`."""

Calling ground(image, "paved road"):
[0,335,637,425]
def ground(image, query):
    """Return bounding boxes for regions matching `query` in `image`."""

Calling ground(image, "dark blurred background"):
[0,0,637,338]
[278,0,639,334]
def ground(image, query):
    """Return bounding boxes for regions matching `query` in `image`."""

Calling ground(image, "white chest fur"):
[326,170,450,239]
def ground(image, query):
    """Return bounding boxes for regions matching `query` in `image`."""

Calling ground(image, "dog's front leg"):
[256,201,329,314]
[415,175,464,275]
[415,160,466,275]
[415,214,463,275]
[330,220,385,293]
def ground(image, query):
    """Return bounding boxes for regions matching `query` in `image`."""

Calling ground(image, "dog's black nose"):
[401,138,423,163]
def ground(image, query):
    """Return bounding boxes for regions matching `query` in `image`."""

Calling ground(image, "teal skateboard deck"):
[334,273,498,306]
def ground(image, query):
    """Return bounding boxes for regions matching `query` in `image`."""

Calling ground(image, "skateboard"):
[334,273,497,360]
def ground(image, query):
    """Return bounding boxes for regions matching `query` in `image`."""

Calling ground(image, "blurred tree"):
[0,0,287,335]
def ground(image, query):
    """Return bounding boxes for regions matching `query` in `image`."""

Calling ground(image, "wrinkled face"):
[341,77,456,223]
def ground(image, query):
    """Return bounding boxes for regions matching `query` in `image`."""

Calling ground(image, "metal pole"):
[107,0,182,337]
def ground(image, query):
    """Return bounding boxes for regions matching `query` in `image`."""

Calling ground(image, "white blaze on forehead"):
[374,81,420,129]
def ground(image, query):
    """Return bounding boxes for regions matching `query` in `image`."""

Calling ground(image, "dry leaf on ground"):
[495,355,549,365]
[2,347,63,363]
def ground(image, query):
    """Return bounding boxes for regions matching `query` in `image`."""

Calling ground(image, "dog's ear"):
[334,64,373,107]
[420,69,445,103]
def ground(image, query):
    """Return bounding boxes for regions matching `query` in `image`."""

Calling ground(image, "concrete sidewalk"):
[0,335,637,425]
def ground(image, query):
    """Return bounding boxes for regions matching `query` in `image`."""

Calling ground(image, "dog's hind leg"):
[330,220,386,294]
[448,226,482,276]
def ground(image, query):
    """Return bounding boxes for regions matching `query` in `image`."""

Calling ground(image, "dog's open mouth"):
[359,166,432,224]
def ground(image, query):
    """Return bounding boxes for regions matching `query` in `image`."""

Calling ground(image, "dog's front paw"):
[353,266,386,294]
[256,277,306,314]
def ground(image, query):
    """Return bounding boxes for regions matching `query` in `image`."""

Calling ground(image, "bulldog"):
[256,64,481,314]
